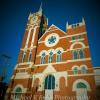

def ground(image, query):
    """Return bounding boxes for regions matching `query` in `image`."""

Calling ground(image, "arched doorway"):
[45,75,55,89]
[14,87,22,100]
[44,75,55,100]
[76,82,88,100]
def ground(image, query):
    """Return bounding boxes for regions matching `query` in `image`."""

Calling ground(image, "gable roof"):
[38,24,67,42]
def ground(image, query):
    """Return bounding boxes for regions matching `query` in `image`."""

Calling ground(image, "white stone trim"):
[38,32,86,44]
[39,50,48,56]
[34,58,91,67]
[72,79,91,91]
[38,24,66,41]
[72,65,79,70]
[48,49,55,54]
[36,46,89,57]
[25,28,32,48]
[32,71,68,91]
[14,72,30,79]
[80,64,88,69]
[68,73,94,77]
[20,46,37,51]
[31,26,38,48]
[45,33,59,47]
[70,42,85,50]
[12,84,27,93]
[14,62,33,69]
[70,38,84,43]
[55,47,64,53]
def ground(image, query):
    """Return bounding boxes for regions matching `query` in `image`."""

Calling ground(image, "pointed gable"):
[38,24,67,42]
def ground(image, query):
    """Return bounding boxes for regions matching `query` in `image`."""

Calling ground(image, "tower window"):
[73,67,78,74]
[22,51,26,62]
[78,35,82,39]
[48,52,53,63]
[73,51,78,59]
[56,50,62,62]
[72,36,75,40]
[41,52,46,64]
[81,66,87,74]
[79,49,84,59]
[28,50,32,62]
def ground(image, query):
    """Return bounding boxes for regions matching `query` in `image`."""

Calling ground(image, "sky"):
[0,0,100,83]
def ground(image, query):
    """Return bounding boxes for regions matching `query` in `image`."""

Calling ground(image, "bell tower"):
[18,5,48,64]
[6,5,48,100]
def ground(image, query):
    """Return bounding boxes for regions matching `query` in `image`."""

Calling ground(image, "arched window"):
[48,52,53,63]
[41,52,46,64]
[56,50,62,62]
[79,49,84,59]
[22,51,26,62]
[77,82,87,88]
[76,82,88,100]
[45,75,55,89]
[73,67,78,74]
[81,66,87,74]
[73,51,78,59]
[72,36,75,40]
[14,87,22,100]
[28,50,32,62]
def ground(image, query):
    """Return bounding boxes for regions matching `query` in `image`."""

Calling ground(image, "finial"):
[82,17,85,25]
[38,2,42,15]
[66,21,69,29]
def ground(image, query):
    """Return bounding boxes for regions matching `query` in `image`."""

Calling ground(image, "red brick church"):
[6,5,96,100]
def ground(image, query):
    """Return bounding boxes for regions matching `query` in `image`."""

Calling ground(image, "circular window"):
[45,33,59,47]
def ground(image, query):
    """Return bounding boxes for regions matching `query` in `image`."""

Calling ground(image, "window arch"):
[22,51,26,62]
[76,82,88,100]
[70,42,85,50]
[48,51,53,63]
[56,50,62,62]
[41,52,46,64]
[14,87,22,100]
[73,79,91,100]
[45,75,55,89]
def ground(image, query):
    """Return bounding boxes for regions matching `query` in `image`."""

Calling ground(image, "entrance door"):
[44,75,55,100]
[76,82,88,100]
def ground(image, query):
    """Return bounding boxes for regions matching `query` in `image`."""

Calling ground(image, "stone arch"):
[70,42,85,50]
[72,79,91,91]
[13,84,24,93]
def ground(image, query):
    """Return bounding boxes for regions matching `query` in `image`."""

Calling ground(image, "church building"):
[6,6,96,100]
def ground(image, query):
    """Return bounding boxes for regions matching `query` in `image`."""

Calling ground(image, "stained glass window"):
[28,50,32,62]
[48,36,56,44]
[79,49,84,59]
[57,50,62,62]
[41,52,46,64]
[81,66,87,74]
[73,67,78,74]
[77,82,87,88]
[45,75,55,89]
[22,51,26,62]
[73,51,78,59]
[48,52,53,63]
